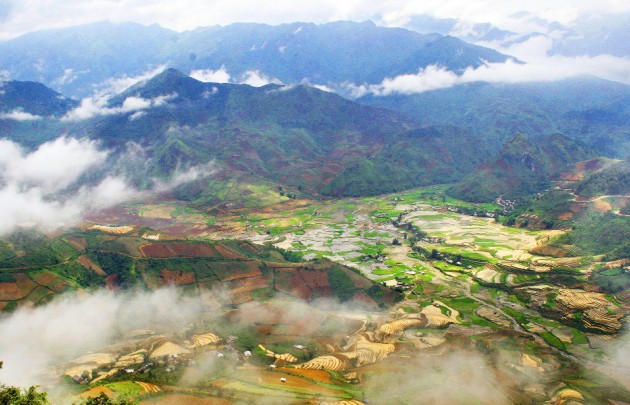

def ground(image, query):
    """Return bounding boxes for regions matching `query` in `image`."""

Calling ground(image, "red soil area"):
[275,270,311,301]
[15,274,38,299]
[65,237,88,251]
[239,242,260,254]
[160,269,197,286]
[140,242,218,258]
[298,269,329,289]
[226,275,270,294]
[576,158,604,172]
[212,261,262,281]
[32,271,68,292]
[352,290,379,308]
[302,173,320,183]
[214,244,245,259]
[570,203,585,213]
[77,255,107,275]
[0,282,20,300]
[558,212,573,220]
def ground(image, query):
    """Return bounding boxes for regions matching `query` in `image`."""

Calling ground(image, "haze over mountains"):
[0,21,510,98]
[2,7,630,405]
[0,18,629,245]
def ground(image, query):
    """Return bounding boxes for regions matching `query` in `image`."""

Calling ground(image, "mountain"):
[0,79,77,116]
[574,159,630,198]
[0,70,611,202]
[358,77,630,158]
[0,21,513,97]
[0,22,176,98]
[448,133,593,202]
[0,80,78,148]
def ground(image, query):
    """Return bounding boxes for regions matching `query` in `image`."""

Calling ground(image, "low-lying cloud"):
[0,108,43,121]
[348,34,630,97]
[0,136,213,236]
[61,93,177,121]
[190,66,232,83]
[190,66,282,87]
[0,287,204,387]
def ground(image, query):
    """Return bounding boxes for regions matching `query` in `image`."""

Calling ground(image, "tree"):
[0,362,50,405]
[0,386,50,405]
[82,392,136,405]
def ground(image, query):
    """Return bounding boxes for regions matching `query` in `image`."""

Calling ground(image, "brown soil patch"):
[0,302,7,311]
[530,245,568,258]
[298,269,329,289]
[214,244,245,259]
[77,255,107,276]
[577,158,604,172]
[558,212,573,220]
[141,394,233,405]
[239,242,260,254]
[212,261,262,281]
[160,269,197,286]
[302,173,317,182]
[275,270,311,300]
[570,203,585,213]
[1,274,40,300]
[32,271,68,292]
[32,271,59,286]
[351,290,378,308]
[226,275,270,293]
[140,242,217,258]
[66,237,88,251]
[594,199,613,213]
[312,286,333,300]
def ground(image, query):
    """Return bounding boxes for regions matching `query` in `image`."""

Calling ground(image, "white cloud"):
[311,84,335,92]
[1,1,630,41]
[61,93,177,121]
[53,68,77,85]
[0,108,43,121]
[0,136,107,192]
[128,110,146,121]
[190,66,231,83]
[151,162,216,193]
[0,287,204,386]
[240,69,282,87]
[61,66,179,122]
[95,65,167,98]
[0,136,212,236]
[350,34,630,97]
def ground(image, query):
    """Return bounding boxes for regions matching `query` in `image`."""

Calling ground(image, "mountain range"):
[1,67,616,203]
[0,21,511,98]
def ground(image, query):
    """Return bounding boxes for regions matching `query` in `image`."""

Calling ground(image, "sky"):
[1,0,630,41]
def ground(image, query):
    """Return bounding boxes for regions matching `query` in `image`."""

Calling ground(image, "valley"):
[1,12,630,405]
[2,181,629,404]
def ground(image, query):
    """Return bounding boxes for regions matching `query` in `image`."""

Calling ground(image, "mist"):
[362,348,512,405]
[0,136,214,236]
[0,288,204,387]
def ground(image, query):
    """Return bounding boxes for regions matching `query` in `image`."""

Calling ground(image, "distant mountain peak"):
[109,68,209,105]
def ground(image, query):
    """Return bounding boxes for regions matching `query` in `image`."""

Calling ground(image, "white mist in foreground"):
[0,288,203,387]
